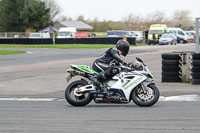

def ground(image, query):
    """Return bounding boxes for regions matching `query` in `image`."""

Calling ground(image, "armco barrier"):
[0,37,136,45]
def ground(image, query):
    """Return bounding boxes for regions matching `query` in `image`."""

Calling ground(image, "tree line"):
[0,0,195,32]
[50,9,196,32]
[85,10,194,32]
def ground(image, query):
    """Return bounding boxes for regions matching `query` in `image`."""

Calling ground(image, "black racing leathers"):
[92,47,127,79]
[99,47,126,66]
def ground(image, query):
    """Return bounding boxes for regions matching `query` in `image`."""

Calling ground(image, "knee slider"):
[110,68,120,74]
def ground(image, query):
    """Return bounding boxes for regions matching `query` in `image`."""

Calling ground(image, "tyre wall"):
[162,52,200,84]
[161,53,181,82]
[192,53,200,84]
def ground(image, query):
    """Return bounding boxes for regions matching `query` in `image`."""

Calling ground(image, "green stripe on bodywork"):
[124,77,143,90]
[92,70,99,74]
[77,65,91,73]
[77,65,99,74]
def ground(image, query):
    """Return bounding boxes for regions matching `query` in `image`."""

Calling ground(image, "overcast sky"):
[57,0,199,21]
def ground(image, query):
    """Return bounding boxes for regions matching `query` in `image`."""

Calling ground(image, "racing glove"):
[122,61,128,66]
[122,62,143,70]
[122,62,134,68]
[133,62,143,70]
[127,62,143,70]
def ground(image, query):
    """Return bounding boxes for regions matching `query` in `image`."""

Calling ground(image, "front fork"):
[140,84,147,94]
[139,81,155,94]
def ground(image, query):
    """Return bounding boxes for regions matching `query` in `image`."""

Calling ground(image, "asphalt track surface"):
[0,43,200,133]
[0,101,200,133]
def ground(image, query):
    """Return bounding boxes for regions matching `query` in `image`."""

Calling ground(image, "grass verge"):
[0,44,146,49]
[0,50,27,55]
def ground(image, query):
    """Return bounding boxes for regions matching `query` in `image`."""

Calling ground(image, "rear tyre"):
[65,80,92,106]
[132,84,160,107]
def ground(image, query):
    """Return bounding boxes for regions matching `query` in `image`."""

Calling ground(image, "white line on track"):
[159,94,200,102]
[0,95,199,102]
[0,98,58,101]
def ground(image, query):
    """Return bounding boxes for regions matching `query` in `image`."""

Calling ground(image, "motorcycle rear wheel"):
[65,80,92,106]
[132,84,160,107]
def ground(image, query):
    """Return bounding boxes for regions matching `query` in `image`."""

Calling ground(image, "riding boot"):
[90,72,105,86]
[91,72,108,92]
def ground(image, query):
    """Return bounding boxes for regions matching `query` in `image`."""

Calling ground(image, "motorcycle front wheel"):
[132,84,160,107]
[65,80,92,106]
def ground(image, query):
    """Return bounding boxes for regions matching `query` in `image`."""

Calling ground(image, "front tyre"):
[132,84,160,107]
[65,80,92,106]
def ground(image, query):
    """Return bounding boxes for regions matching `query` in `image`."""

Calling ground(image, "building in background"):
[55,21,93,32]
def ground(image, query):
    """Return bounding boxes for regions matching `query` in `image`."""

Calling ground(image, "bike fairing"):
[90,89,127,103]
[90,72,146,103]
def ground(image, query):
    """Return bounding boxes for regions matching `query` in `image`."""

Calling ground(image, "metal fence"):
[0,32,26,38]
[0,32,98,38]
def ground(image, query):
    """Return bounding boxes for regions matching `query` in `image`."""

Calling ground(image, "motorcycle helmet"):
[116,40,130,56]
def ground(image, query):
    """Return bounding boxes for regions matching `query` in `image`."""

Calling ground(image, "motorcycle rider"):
[91,39,140,88]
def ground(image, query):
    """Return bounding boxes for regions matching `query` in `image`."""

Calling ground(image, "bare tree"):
[122,14,144,31]
[171,9,193,30]
[121,11,169,31]
[146,11,166,23]
[41,0,61,22]
[142,11,168,30]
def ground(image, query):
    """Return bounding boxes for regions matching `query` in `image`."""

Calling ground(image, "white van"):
[185,31,195,42]
[132,31,144,43]
[29,33,50,38]
[168,28,188,44]
[57,27,77,38]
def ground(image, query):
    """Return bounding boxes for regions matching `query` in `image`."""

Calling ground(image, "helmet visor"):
[122,46,129,56]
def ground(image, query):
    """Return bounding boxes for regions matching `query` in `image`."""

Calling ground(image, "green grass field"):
[0,50,27,55]
[0,44,146,49]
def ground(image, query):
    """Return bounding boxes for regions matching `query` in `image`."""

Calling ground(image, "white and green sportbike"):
[65,57,160,107]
